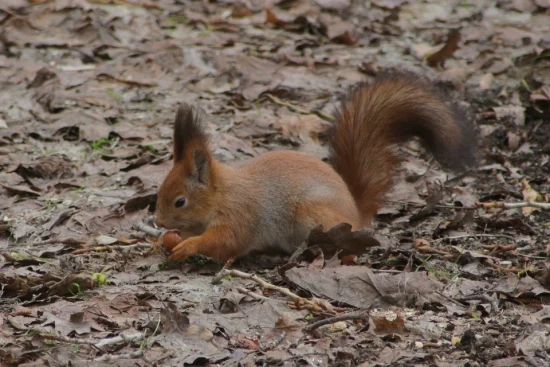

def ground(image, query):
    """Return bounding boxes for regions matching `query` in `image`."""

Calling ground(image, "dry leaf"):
[427,29,461,68]
[493,106,526,126]
[479,73,494,90]
[521,178,543,215]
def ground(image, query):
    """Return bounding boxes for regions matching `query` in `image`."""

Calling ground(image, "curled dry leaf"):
[371,312,408,335]
[426,29,461,68]
[306,223,381,258]
[319,14,357,45]
[264,8,310,32]
[520,179,545,216]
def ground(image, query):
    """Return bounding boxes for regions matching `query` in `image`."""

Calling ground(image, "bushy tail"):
[328,71,476,226]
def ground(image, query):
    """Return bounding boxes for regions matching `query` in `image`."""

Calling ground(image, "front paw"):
[167,240,195,262]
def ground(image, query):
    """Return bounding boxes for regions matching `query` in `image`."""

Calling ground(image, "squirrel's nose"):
[155,215,164,228]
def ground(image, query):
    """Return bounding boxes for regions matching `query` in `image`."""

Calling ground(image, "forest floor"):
[1,0,550,366]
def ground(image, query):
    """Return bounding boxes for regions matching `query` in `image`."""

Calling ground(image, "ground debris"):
[1,0,549,365]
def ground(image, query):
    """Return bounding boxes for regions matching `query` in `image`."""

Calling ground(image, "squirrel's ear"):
[173,103,208,163]
[190,149,210,186]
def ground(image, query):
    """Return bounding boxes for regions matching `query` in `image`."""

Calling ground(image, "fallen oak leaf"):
[283,266,446,309]
[521,178,545,216]
[306,223,381,258]
[160,302,213,340]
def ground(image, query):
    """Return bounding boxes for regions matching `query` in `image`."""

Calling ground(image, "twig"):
[423,342,442,348]
[370,269,403,274]
[94,332,148,348]
[40,333,97,346]
[456,294,499,314]
[414,245,452,257]
[483,244,516,256]
[93,350,144,362]
[97,73,157,87]
[236,287,270,301]
[212,269,323,311]
[304,311,369,331]
[478,201,550,210]
[40,331,148,349]
[265,94,334,122]
[384,200,477,210]
[32,237,84,246]
[515,253,547,260]
[489,263,524,274]
[134,222,163,237]
[72,242,151,254]
[433,234,517,243]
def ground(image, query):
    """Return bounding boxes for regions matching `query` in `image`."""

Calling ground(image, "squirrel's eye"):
[175,198,186,208]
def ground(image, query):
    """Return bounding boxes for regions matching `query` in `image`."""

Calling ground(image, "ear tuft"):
[173,103,208,162]
[193,149,210,186]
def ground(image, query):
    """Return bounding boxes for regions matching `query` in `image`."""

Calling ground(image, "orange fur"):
[329,72,476,226]
[155,71,476,262]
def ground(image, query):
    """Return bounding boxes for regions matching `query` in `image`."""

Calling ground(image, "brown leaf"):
[231,2,253,18]
[2,184,41,197]
[283,266,444,309]
[519,305,550,325]
[264,8,311,33]
[232,334,260,350]
[536,268,550,290]
[275,114,331,145]
[160,302,213,340]
[306,223,381,258]
[371,313,409,334]
[320,16,357,45]
[515,324,550,358]
[427,29,461,68]
[507,131,521,151]
[521,178,543,215]
[13,156,74,180]
[409,186,444,222]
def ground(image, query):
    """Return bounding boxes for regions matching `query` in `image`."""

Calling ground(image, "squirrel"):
[154,71,477,263]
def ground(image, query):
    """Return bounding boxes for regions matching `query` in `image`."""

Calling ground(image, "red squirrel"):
[154,71,476,262]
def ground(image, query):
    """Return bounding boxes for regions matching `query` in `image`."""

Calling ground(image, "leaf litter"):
[1,0,550,366]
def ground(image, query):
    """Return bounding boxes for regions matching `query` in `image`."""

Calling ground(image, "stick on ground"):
[212,268,328,313]
[135,222,163,237]
[478,201,550,210]
[304,311,369,331]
